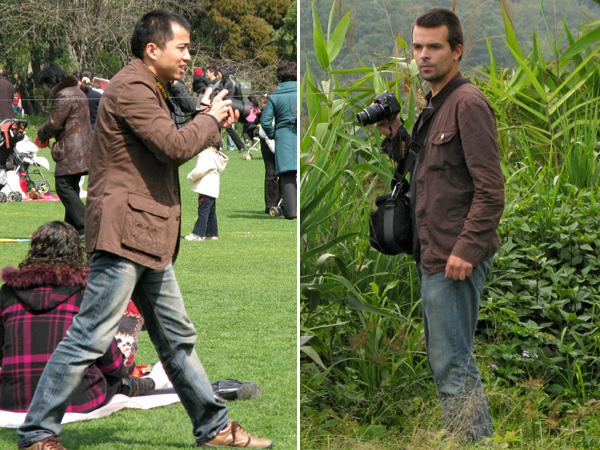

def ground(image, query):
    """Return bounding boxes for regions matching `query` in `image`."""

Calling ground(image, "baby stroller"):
[0,119,28,202]
[15,135,51,194]
[0,119,49,202]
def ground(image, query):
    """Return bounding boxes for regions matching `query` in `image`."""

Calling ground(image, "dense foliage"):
[301,0,600,448]
[0,0,296,91]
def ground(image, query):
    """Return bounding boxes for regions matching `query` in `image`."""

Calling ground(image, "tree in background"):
[0,0,296,103]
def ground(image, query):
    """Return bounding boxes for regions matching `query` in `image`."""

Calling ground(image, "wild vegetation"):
[300,1,600,448]
[0,0,296,99]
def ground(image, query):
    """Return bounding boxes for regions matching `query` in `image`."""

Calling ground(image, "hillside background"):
[300,0,600,81]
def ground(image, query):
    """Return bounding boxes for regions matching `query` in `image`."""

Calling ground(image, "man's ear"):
[453,43,463,61]
[145,43,158,62]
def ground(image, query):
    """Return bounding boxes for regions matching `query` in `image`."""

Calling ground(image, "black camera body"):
[197,86,253,122]
[356,91,401,126]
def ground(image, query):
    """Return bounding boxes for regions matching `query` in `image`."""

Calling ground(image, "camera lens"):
[356,103,384,126]
[230,99,252,122]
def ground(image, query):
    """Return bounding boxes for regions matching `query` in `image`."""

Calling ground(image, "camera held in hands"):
[356,91,401,126]
[197,86,252,122]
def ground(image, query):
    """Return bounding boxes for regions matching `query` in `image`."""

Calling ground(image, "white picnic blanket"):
[0,390,180,428]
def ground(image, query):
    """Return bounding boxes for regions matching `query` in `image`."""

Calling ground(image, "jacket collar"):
[50,75,80,98]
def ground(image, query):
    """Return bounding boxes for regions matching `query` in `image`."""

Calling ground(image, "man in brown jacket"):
[375,8,504,443]
[17,10,272,450]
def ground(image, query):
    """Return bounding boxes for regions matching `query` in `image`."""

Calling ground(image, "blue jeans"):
[17,251,229,447]
[418,257,493,442]
[192,195,218,237]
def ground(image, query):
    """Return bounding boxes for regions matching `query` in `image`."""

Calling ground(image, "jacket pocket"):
[122,192,169,258]
[51,141,66,162]
[427,130,459,171]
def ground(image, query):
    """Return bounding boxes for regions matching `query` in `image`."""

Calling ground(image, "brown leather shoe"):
[18,436,67,450]
[199,421,273,448]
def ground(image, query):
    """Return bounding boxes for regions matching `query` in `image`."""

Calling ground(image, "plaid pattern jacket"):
[0,266,125,412]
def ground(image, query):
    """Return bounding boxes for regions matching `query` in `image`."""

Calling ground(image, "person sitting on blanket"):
[0,221,169,413]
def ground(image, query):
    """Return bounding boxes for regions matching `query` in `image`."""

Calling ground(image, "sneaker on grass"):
[185,233,205,241]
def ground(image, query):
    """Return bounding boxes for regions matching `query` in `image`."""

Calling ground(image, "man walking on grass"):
[17,10,272,450]
[375,8,505,442]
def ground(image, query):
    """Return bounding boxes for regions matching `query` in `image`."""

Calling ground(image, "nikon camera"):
[356,91,401,126]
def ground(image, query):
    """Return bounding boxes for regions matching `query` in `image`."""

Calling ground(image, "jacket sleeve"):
[116,79,221,167]
[451,94,505,266]
[187,151,216,182]
[38,92,72,142]
[260,97,275,140]
[95,338,127,379]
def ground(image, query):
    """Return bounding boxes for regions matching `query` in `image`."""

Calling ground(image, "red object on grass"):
[35,137,49,148]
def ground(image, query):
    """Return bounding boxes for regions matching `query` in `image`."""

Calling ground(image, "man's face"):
[150,22,190,83]
[206,70,215,80]
[412,25,462,87]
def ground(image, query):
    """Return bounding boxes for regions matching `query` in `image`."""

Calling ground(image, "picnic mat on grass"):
[0,389,180,428]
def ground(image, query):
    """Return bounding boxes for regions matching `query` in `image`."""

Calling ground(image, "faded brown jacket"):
[84,58,222,269]
[37,76,93,177]
[414,73,505,274]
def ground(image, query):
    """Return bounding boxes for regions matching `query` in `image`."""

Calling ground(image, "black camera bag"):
[369,151,415,255]
[368,77,471,255]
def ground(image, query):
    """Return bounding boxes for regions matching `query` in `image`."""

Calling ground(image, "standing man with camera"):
[374,8,504,442]
[16,10,272,450]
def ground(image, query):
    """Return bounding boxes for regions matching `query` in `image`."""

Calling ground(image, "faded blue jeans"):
[17,251,229,448]
[418,257,493,442]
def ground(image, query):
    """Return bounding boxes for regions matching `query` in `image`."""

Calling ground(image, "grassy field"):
[0,121,298,449]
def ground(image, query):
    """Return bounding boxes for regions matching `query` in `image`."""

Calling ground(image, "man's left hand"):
[445,255,473,280]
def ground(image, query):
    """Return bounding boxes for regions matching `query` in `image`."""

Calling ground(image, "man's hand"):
[445,254,473,280]
[199,88,239,128]
[374,114,402,138]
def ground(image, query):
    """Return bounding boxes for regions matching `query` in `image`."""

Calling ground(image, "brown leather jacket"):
[84,58,222,269]
[414,73,505,274]
[37,76,93,177]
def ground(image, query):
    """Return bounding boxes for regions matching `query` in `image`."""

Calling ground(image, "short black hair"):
[413,8,464,57]
[38,63,69,88]
[130,9,191,60]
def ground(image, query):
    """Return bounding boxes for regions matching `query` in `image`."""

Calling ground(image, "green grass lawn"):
[0,122,298,449]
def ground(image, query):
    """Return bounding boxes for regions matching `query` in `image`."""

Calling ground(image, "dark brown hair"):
[276,61,297,83]
[19,221,87,272]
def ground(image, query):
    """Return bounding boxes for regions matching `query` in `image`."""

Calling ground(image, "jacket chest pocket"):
[426,129,460,171]
[122,192,169,257]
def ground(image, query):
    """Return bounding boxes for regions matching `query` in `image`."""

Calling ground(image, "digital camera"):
[356,91,401,126]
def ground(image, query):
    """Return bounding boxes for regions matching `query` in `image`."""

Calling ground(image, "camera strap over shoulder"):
[393,77,472,186]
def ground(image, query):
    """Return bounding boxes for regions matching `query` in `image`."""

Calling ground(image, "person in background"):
[0,221,168,414]
[260,62,297,219]
[257,89,279,214]
[0,69,15,121]
[78,68,102,129]
[184,147,228,241]
[37,63,93,239]
[192,67,210,96]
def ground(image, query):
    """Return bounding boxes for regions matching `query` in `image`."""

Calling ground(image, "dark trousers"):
[259,138,280,212]
[226,128,244,151]
[192,195,218,237]
[55,174,86,235]
[280,171,297,220]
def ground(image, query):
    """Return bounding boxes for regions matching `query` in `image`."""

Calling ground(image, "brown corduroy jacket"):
[84,58,222,269]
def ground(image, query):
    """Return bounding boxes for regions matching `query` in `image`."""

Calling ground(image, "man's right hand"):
[374,114,402,138]
[200,88,239,128]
